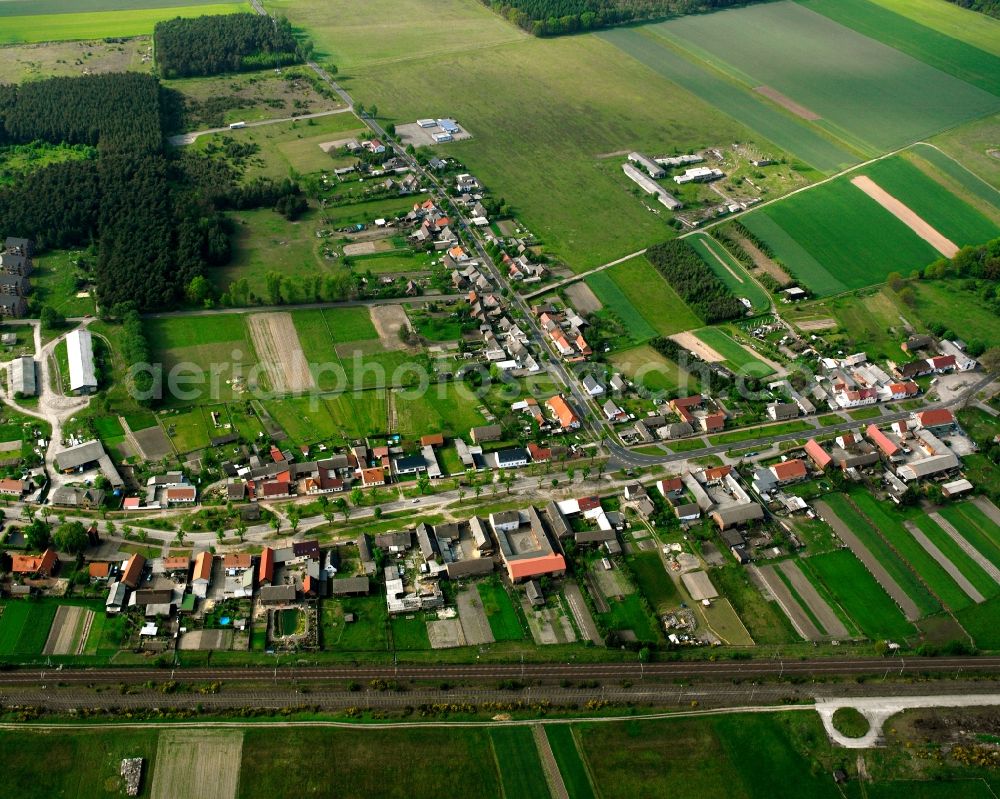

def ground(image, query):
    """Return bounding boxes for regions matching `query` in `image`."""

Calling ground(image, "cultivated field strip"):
[751,565,818,640]
[533,724,569,799]
[815,500,921,621]
[904,521,985,604]
[974,497,1000,528]
[41,605,93,656]
[247,312,316,392]
[776,560,849,638]
[929,512,1000,586]
[850,175,958,256]
[151,729,243,799]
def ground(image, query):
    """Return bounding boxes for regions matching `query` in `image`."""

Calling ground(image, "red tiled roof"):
[88,561,110,578]
[224,554,252,569]
[771,459,807,481]
[704,465,732,481]
[804,439,832,470]
[527,442,551,462]
[507,554,566,581]
[918,409,955,427]
[166,486,196,501]
[578,496,601,512]
[546,395,578,428]
[193,551,213,581]
[121,553,146,588]
[658,477,683,494]
[866,424,900,457]
[0,478,24,494]
[259,548,275,584]
[361,468,385,485]
[12,548,57,576]
[262,480,291,497]
[421,433,445,447]
[163,556,189,571]
[928,355,956,369]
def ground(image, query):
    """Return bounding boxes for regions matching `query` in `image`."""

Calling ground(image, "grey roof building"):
[10,356,36,396]
[66,329,97,394]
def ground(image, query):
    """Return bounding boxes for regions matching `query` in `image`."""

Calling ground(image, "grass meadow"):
[351,34,752,271]
[938,503,1000,572]
[909,144,1000,220]
[393,384,487,438]
[0,3,248,44]
[489,727,548,799]
[866,0,1000,57]
[477,581,524,642]
[656,1,1000,153]
[799,550,916,640]
[912,516,999,602]
[859,156,999,246]
[609,344,699,395]
[545,726,596,799]
[0,602,55,657]
[932,112,1000,188]
[586,257,702,342]
[238,728,501,798]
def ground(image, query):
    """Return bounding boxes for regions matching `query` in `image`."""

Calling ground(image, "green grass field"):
[909,144,1000,217]
[489,727,548,799]
[545,726,596,799]
[823,494,941,618]
[742,174,942,296]
[586,257,701,342]
[906,281,1000,349]
[598,594,661,644]
[238,727,501,798]
[263,396,342,445]
[912,516,999,601]
[0,602,56,657]
[708,419,813,446]
[932,112,1000,188]
[956,595,1000,651]
[0,3,248,44]
[321,595,389,651]
[609,344,699,396]
[1,727,160,799]
[867,0,1000,57]
[628,551,679,614]
[598,26,856,173]
[688,234,770,312]
[350,34,752,271]
[799,549,916,640]
[799,0,1000,96]
[694,327,774,377]
[262,0,524,70]
[393,384,486,439]
[656,2,1000,153]
[477,581,524,642]
[390,615,430,650]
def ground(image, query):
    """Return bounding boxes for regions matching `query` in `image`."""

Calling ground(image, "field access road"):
[141,292,459,319]
[6,655,1000,687]
[166,107,353,146]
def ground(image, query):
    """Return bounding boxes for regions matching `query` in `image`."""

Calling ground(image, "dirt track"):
[671,331,724,362]
[754,85,821,120]
[247,312,316,392]
[851,176,959,257]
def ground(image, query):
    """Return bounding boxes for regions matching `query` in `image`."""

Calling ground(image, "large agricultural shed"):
[66,329,97,394]
[10,355,36,396]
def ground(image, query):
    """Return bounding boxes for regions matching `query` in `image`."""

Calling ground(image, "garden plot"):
[776,560,848,638]
[590,562,634,601]
[42,605,94,656]
[521,598,577,646]
[247,312,316,393]
[427,618,466,649]
[850,176,958,257]
[151,729,243,799]
[370,304,414,352]
[904,521,985,604]
[456,589,494,646]
[929,510,1000,583]
[752,565,817,641]
[671,331,724,362]
[815,499,921,621]
[564,281,603,315]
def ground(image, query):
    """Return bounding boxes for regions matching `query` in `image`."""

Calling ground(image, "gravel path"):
[973,497,1000,527]
[904,521,984,604]
[816,500,921,621]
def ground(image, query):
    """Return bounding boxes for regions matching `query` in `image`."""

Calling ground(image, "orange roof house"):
[259,547,275,586]
[546,395,579,429]
[12,548,57,577]
[224,553,253,570]
[507,554,567,582]
[804,439,832,471]
[866,424,901,458]
[0,478,24,496]
[421,433,445,447]
[704,465,732,482]
[917,409,955,429]
[360,467,385,486]
[192,551,213,583]
[770,459,807,483]
[121,552,146,588]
